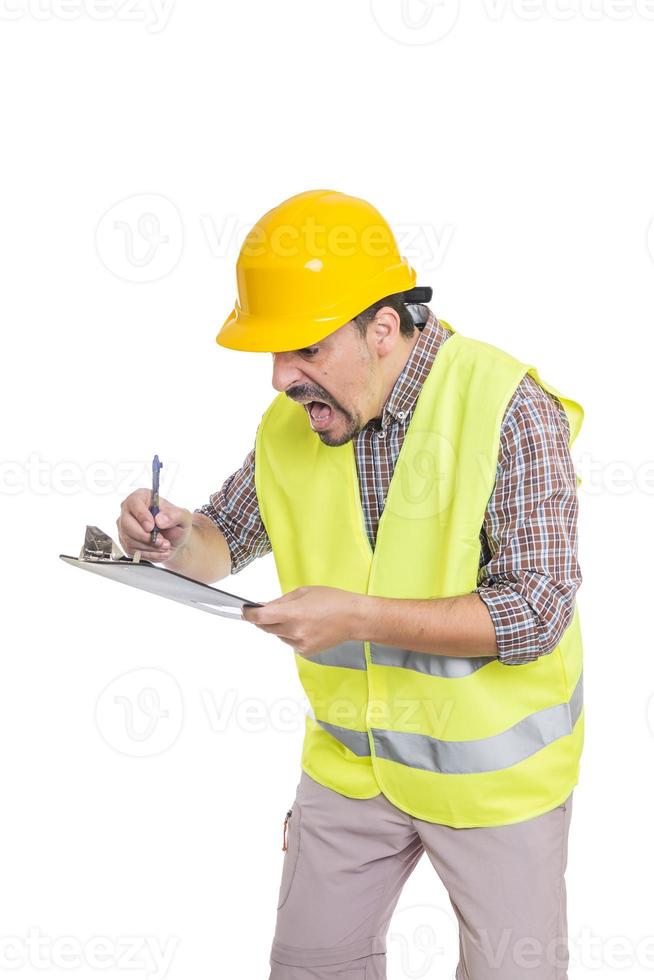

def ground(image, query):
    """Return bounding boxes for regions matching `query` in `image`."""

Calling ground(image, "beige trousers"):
[269,770,573,980]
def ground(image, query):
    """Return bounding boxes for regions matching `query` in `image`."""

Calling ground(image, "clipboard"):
[59,526,264,620]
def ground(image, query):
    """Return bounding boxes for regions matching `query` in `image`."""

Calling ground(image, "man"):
[117,190,584,979]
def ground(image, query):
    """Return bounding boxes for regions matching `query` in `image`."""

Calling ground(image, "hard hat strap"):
[402,286,433,329]
[402,286,432,305]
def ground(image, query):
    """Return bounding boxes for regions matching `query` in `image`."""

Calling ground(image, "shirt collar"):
[372,306,452,431]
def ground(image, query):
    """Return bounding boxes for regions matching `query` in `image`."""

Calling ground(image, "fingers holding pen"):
[116,488,194,562]
[116,524,171,562]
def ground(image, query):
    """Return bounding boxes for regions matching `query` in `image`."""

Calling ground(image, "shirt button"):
[397,411,406,420]
[377,430,386,439]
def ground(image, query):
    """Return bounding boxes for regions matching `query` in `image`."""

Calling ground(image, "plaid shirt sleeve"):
[193,447,271,573]
[475,374,582,665]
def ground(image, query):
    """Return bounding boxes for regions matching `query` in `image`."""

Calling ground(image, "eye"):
[299,346,320,358]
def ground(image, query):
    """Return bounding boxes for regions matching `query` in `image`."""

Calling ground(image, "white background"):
[2,1,653,977]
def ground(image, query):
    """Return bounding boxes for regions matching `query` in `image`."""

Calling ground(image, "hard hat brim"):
[216,263,418,353]
[216,307,351,353]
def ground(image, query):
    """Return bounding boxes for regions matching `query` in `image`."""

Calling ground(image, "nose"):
[271,351,307,394]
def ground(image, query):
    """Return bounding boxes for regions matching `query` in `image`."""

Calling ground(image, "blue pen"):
[149,455,163,545]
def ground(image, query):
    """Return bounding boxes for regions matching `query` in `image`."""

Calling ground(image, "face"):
[271,309,412,447]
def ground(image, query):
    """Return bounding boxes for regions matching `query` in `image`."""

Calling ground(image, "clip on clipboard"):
[59,526,265,620]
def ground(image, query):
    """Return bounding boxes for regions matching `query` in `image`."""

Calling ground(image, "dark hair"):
[352,292,416,340]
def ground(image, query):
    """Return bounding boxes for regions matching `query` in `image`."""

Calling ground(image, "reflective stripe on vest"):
[303,639,572,677]
[302,641,495,677]
[313,719,372,757]
[306,640,366,670]
[315,671,583,774]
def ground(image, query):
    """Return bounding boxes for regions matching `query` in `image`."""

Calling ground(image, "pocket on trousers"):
[277,802,302,910]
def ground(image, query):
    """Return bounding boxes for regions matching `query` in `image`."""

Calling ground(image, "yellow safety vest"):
[254,323,584,827]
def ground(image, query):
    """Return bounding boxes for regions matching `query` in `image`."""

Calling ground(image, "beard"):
[286,385,363,447]
[315,407,363,447]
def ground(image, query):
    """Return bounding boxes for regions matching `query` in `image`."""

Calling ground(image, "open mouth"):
[305,400,334,431]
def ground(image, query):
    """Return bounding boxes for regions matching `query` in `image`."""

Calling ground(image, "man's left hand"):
[241,586,365,657]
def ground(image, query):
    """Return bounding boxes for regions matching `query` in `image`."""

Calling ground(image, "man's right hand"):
[116,489,192,563]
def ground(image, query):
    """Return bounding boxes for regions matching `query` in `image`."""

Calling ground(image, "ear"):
[370,306,402,352]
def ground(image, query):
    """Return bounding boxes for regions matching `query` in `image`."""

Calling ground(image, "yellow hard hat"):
[216,189,418,353]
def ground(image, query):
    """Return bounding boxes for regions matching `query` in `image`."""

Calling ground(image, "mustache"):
[286,385,333,407]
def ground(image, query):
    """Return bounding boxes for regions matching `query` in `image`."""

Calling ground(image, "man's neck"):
[370,329,422,423]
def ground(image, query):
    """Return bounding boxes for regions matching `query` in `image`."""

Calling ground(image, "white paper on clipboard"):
[59,526,264,619]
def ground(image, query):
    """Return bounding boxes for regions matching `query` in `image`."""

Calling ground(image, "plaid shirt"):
[196,307,582,665]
